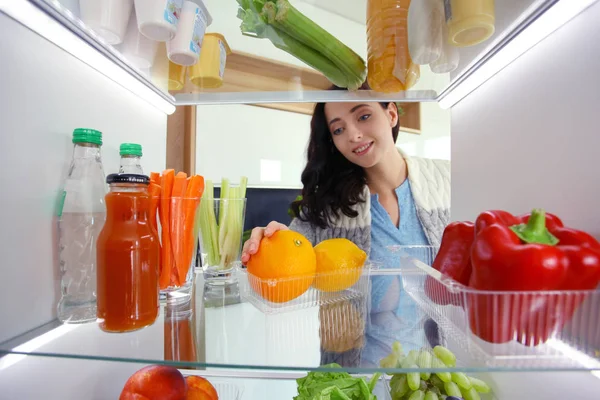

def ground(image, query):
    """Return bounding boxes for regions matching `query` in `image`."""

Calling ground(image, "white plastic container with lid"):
[408,0,444,65]
[134,0,184,42]
[120,11,159,69]
[167,0,212,66]
[79,0,133,45]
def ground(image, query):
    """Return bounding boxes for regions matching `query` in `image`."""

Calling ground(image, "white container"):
[167,0,212,66]
[79,0,133,45]
[134,0,184,42]
[408,0,444,65]
[120,11,159,69]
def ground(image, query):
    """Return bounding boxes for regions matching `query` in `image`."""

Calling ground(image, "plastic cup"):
[168,62,187,91]
[167,0,212,66]
[120,11,159,69]
[79,0,133,45]
[189,33,231,89]
[134,0,184,42]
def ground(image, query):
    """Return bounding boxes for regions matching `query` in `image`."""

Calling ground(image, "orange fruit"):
[185,376,217,400]
[246,230,316,303]
[313,239,367,292]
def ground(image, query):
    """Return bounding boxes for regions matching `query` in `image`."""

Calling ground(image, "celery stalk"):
[238,5,348,87]
[199,180,220,266]
[271,0,366,90]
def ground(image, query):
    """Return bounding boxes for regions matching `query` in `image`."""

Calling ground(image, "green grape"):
[468,376,491,393]
[428,386,442,396]
[402,350,420,368]
[390,374,410,398]
[451,372,472,390]
[431,357,451,382]
[439,396,447,400]
[433,346,456,367]
[408,390,425,400]
[461,386,481,400]
[407,367,421,391]
[430,375,445,390]
[401,390,415,400]
[444,381,462,398]
[392,341,405,357]
[381,353,399,368]
[424,390,439,400]
[417,350,432,380]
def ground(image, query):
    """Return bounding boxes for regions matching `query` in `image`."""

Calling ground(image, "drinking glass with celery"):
[199,177,248,277]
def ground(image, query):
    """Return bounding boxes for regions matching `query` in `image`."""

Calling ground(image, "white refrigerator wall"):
[451,1,600,238]
[0,16,167,343]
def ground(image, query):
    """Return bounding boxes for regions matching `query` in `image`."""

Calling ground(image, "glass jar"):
[96,173,160,332]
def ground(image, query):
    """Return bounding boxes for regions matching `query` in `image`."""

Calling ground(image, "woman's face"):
[324,102,398,169]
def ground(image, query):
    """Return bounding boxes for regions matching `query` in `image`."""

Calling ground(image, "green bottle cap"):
[72,128,102,146]
[120,143,143,157]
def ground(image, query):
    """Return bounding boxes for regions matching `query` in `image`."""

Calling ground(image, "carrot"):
[170,172,188,287]
[159,170,175,290]
[148,183,161,236]
[181,175,205,281]
[150,172,160,185]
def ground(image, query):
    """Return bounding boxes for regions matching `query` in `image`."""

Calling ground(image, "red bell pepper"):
[469,209,570,344]
[425,221,474,306]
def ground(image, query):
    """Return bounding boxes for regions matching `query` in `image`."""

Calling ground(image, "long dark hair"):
[291,85,400,229]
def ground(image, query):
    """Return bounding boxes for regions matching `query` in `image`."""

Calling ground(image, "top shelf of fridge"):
[2,0,588,111]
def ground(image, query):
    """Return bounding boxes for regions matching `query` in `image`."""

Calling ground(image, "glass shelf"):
[1,0,567,107]
[2,266,599,376]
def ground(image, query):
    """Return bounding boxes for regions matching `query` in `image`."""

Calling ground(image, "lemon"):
[313,238,367,292]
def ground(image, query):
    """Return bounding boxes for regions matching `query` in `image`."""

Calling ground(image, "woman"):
[241,88,450,367]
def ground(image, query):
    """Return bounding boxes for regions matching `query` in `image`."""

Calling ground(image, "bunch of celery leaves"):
[236,0,366,90]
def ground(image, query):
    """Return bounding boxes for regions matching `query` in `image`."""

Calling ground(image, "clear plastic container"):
[168,61,187,90]
[57,128,107,323]
[134,0,184,42]
[367,0,420,93]
[395,246,600,368]
[167,0,212,66]
[119,143,143,174]
[79,0,133,45]
[120,11,159,69]
[189,33,231,88]
[445,0,496,48]
[238,263,373,315]
[430,19,460,74]
[408,0,444,65]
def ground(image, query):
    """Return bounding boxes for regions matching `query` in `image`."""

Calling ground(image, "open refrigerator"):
[1,0,600,399]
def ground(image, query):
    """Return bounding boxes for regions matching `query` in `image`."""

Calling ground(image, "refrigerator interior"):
[1,0,600,398]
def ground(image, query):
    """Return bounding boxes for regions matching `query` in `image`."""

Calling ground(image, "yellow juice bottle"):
[367,0,420,93]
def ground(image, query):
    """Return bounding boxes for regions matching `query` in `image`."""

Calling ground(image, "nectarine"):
[119,365,187,400]
[185,376,218,400]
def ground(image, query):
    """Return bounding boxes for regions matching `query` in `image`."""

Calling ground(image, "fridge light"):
[438,0,599,109]
[0,0,176,115]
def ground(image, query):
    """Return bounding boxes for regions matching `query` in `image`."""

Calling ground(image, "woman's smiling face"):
[324,102,399,169]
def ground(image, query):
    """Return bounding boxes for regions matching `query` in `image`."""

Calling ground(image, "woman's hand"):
[241,221,289,264]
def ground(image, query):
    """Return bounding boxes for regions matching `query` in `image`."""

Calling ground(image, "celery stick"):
[237,4,348,87]
[200,180,220,266]
[272,0,366,90]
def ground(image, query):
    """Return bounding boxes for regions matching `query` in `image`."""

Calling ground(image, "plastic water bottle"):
[57,128,107,323]
[119,143,144,174]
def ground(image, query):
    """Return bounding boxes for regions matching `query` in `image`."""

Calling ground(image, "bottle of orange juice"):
[367,0,420,93]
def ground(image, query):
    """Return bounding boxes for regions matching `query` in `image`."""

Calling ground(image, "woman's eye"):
[332,127,344,135]
[359,114,371,121]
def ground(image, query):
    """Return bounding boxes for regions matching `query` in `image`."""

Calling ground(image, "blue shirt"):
[362,179,430,367]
